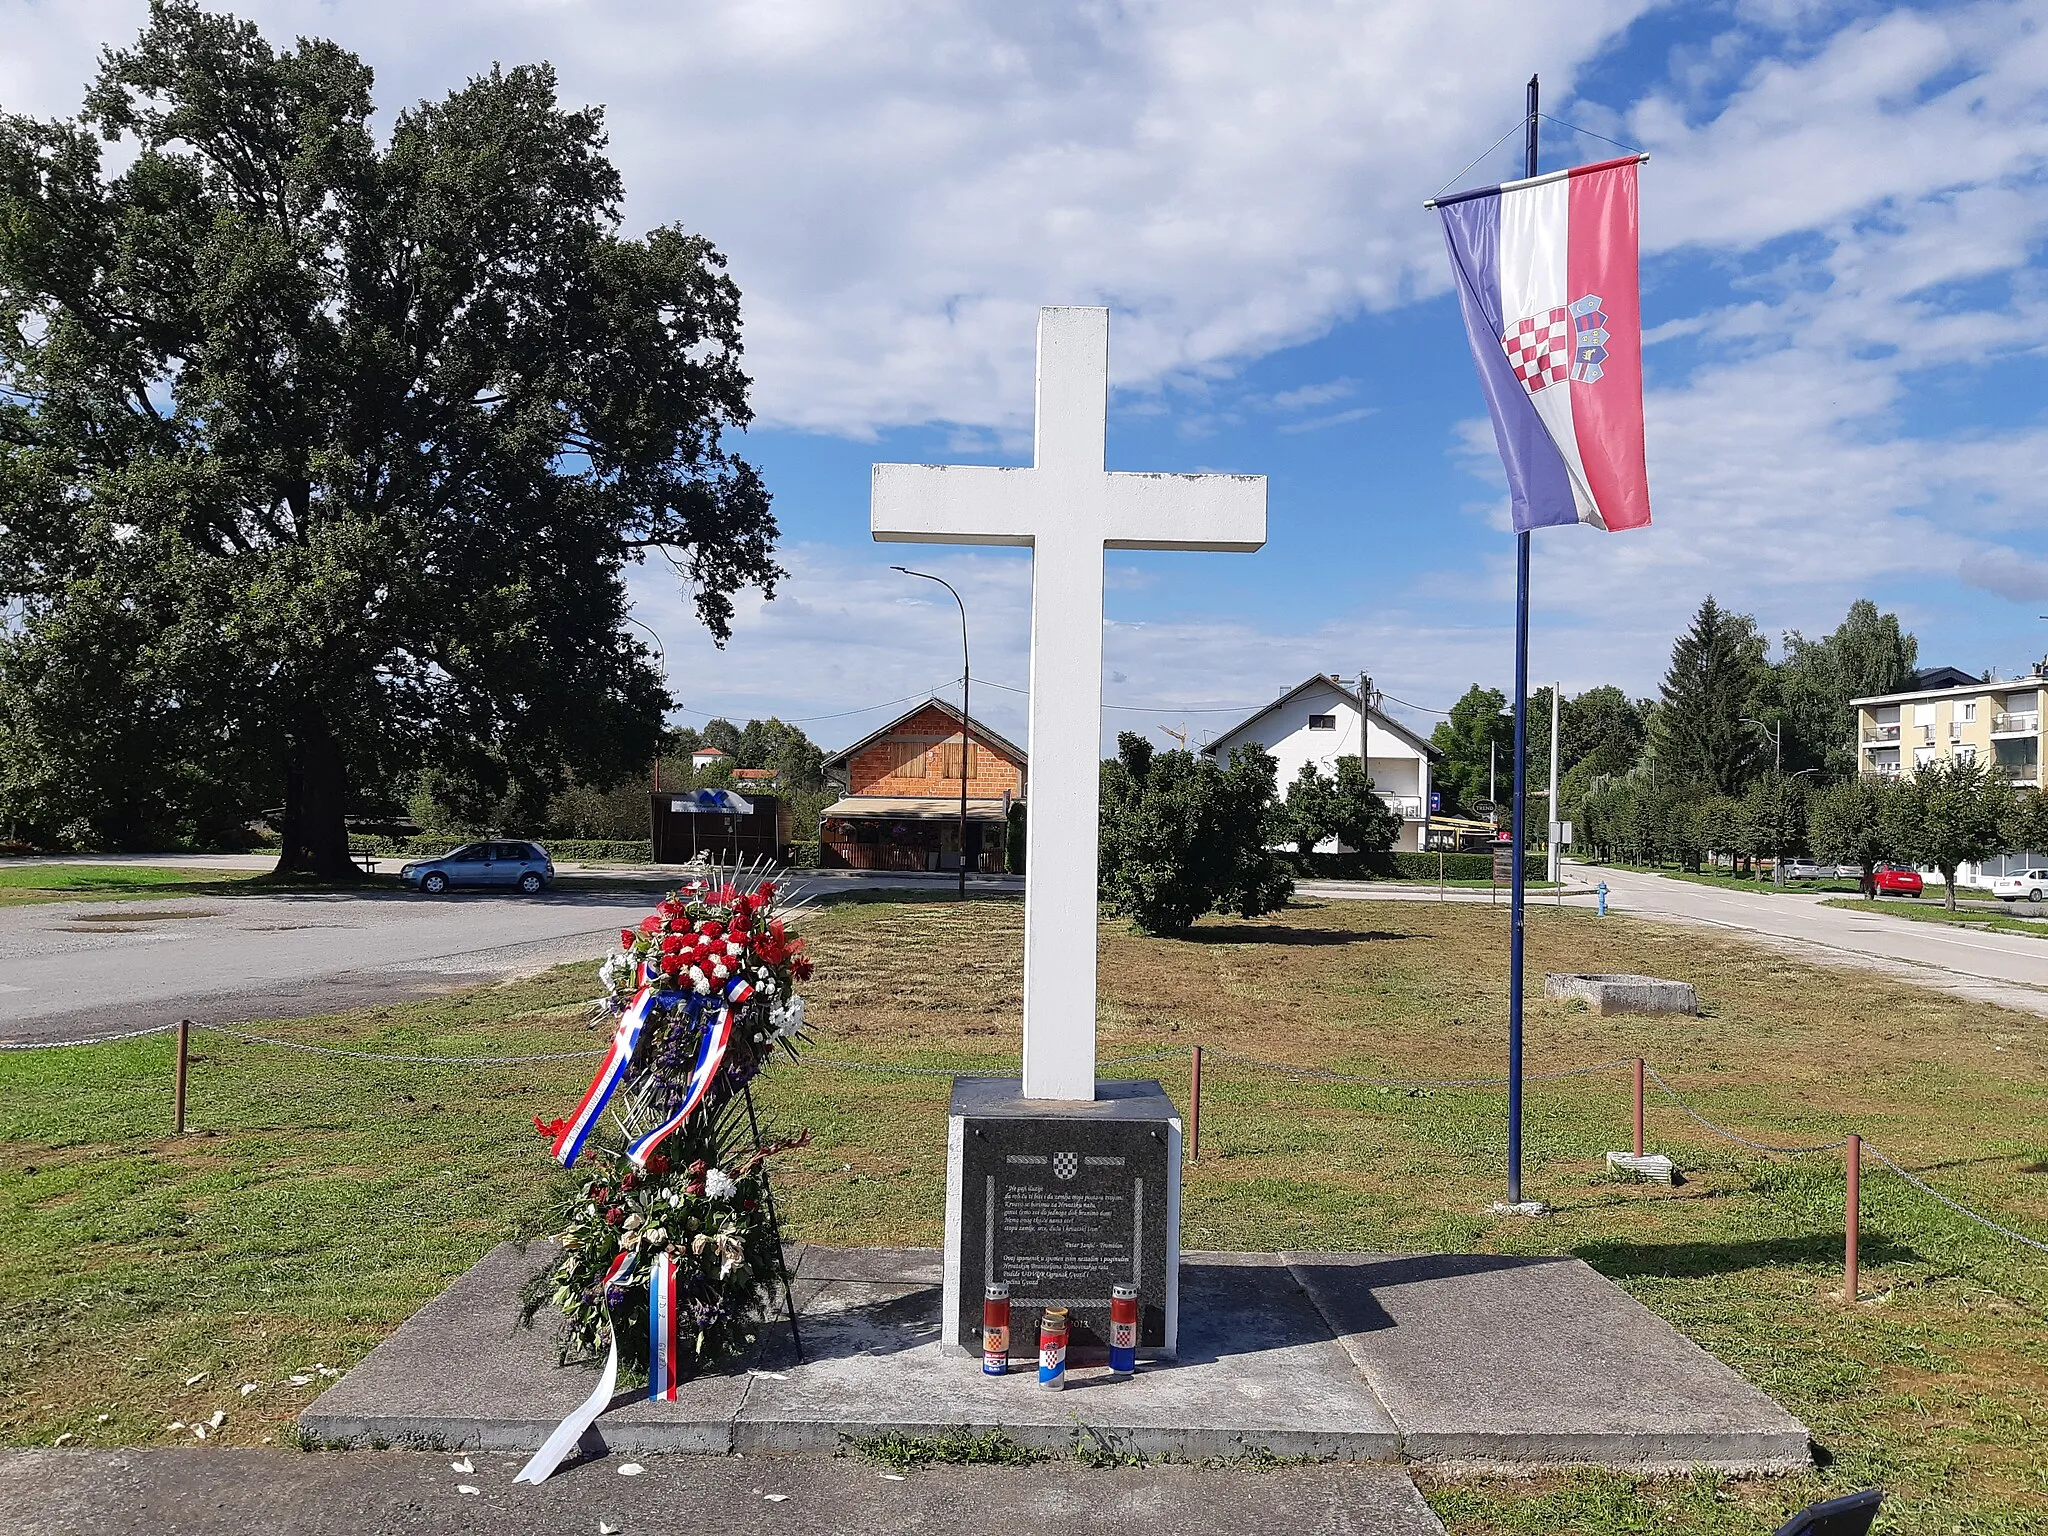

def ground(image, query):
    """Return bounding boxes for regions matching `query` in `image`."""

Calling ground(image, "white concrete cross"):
[872,307,1266,1100]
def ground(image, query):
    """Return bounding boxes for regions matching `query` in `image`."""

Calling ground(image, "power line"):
[974,676,1262,714]
[675,677,964,726]
[679,674,1452,727]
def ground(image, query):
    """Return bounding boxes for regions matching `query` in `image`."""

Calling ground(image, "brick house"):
[818,699,1026,872]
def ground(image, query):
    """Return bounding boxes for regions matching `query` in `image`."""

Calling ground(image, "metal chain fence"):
[4,1019,2040,1263]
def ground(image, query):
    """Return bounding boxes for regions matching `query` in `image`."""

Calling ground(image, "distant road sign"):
[1429,790,1442,813]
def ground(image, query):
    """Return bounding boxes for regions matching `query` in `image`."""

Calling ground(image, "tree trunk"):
[1942,867,1958,911]
[274,714,356,878]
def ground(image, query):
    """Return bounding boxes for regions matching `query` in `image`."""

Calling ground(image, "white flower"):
[769,995,805,1042]
[704,1167,738,1201]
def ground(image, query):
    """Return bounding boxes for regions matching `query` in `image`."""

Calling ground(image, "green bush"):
[786,840,821,869]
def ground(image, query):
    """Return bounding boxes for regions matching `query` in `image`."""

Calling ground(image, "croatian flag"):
[1435,155,1650,533]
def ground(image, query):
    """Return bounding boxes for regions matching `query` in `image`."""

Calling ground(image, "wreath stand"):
[743,1080,804,1361]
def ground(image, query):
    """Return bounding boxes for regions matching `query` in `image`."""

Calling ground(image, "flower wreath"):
[522,871,813,1386]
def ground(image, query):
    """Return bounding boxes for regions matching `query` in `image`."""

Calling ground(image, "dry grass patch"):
[3,892,2046,1532]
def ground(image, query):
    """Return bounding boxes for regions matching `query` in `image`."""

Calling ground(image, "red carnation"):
[647,1153,671,1177]
[535,1115,569,1140]
[605,1207,624,1227]
[619,929,635,949]
[697,919,723,937]
[793,957,813,981]
[639,915,662,935]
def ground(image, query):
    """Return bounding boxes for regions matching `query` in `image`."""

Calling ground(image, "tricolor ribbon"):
[649,1250,680,1402]
[624,976,754,1173]
[513,1251,638,1486]
[551,987,666,1168]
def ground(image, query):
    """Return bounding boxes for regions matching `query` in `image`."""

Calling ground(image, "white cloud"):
[11,2,2048,707]
[0,0,1653,434]
[1960,548,2048,602]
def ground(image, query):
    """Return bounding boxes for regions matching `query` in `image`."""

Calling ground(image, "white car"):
[1991,868,2048,903]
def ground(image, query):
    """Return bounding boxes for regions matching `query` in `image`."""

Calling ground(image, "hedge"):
[786,840,821,869]
[353,835,655,863]
[1282,849,1496,882]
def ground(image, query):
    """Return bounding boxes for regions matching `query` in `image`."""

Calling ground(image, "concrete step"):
[301,1243,1809,1473]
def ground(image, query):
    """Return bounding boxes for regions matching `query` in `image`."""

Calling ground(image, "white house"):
[1200,675,1440,852]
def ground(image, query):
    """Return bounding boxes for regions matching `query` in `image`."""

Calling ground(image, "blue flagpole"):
[1506,73,1538,1208]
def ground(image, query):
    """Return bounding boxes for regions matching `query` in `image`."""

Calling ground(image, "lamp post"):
[893,566,972,898]
[1742,716,1782,774]
[625,615,670,822]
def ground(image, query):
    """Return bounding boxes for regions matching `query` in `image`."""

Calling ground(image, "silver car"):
[401,841,555,895]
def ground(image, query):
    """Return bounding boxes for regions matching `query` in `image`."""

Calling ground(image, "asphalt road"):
[0,1449,1446,1536]
[0,865,1022,1046]
[1581,862,2048,1018]
[7,851,2046,1041]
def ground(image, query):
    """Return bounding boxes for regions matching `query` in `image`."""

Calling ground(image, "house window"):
[941,739,976,779]
[892,739,925,778]
[1307,714,1337,731]
[1961,701,1977,722]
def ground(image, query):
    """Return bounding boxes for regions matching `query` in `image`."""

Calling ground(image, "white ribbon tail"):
[512,1330,619,1485]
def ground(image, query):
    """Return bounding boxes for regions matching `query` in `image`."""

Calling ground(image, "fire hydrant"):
[1596,881,1609,916]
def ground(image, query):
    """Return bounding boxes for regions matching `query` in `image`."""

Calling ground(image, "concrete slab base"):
[302,1244,1811,1473]
[1545,972,1699,1015]
[1608,1152,1678,1184]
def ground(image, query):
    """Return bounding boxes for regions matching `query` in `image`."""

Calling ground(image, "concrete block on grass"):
[1545,972,1698,1016]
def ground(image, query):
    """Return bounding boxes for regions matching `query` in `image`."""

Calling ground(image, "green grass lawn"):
[1821,895,2048,940]
[3,895,2045,1534]
[1602,863,1866,896]
[0,864,270,905]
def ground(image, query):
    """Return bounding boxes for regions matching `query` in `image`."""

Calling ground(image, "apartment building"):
[1852,668,2044,790]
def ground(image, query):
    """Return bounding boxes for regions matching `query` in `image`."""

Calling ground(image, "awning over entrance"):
[820,796,1013,822]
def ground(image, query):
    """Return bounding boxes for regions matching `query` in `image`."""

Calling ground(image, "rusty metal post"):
[1188,1045,1203,1162]
[1844,1133,1861,1302]
[1633,1058,1645,1158]
[173,1018,190,1135]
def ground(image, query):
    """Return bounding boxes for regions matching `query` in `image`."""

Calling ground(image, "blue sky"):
[9,0,2047,751]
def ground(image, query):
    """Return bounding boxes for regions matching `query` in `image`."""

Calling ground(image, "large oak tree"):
[0,3,778,871]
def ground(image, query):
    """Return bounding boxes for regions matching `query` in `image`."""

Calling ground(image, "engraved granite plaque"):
[943,1077,1180,1357]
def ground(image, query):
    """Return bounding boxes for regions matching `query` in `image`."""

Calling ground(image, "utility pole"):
[1546,682,1561,884]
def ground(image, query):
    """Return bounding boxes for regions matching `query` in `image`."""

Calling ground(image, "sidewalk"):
[0,1448,1446,1536]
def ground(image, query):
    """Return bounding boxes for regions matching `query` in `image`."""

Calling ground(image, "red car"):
[1873,865,1923,897]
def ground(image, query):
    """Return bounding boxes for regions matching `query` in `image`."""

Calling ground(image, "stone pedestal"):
[941,1077,1180,1359]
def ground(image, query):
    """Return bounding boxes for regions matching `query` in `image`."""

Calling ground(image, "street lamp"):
[1742,716,1782,774]
[892,567,972,898]
[625,616,671,813]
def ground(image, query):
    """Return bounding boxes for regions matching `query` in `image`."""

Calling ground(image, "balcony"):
[1862,722,1901,744]
[1992,711,2040,737]
[1381,794,1425,820]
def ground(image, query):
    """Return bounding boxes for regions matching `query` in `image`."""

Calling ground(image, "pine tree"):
[1653,597,1771,796]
